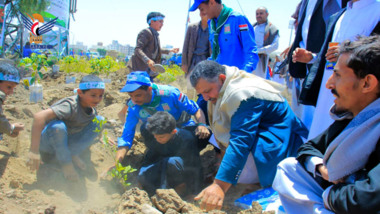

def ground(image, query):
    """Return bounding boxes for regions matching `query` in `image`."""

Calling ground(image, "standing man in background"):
[252,7,279,79]
[182,11,211,100]
[128,12,179,79]
[189,0,259,73]
[285,0,345,130]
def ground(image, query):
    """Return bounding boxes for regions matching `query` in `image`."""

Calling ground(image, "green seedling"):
[109,161,137,187]
[92,117,136,187]
[19,53,48,86]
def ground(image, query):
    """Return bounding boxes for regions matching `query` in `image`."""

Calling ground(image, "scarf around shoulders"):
[324,98,380,182]
[210,4,233,60]
[208,66,284,148]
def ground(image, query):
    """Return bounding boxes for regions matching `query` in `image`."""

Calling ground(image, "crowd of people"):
[1,0,379,213]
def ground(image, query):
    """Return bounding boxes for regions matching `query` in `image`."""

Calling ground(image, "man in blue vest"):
[189,0,259,73]
[115,71,210,165]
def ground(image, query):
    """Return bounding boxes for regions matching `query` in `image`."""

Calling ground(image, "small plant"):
[46,55,58,67]
[19,53,48,86]
[92,117,116,156]
[109,161,137,187]
[92,117,136,187]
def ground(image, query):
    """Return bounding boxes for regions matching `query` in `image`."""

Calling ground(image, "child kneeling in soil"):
[0,63,24,140]
[139,111,202,196]
[27,75,105,181]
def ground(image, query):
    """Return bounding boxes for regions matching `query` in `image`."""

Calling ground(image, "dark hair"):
[137,85,149,91]
[339,35,380,96]
[190,60,225,87]
[80,75,104,93]
[203,0,222,4]
[146,111,176,135]
[0,62,20,82]
[147,12,165,24]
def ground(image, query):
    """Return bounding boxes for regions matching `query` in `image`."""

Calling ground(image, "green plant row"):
[20,54,126,78]
[156,64,185,84]
[59,56,125,76]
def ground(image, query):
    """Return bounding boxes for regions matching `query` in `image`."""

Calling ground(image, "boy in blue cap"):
[0,63,24,140]
[189,0,259,73]
[27,75,106,181]
[114,71,210,168]
[138,111,202,196]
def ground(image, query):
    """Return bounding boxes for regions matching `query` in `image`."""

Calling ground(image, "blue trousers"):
[138,157,185,195]
[39,116,103,165]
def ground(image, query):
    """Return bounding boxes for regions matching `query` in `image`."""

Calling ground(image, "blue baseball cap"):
[120,71,152,92]
[189,0,207,12]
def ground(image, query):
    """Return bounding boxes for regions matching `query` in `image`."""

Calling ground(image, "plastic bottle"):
[30,83,43,103]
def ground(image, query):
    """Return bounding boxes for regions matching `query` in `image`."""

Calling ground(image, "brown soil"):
[0,65,267,213]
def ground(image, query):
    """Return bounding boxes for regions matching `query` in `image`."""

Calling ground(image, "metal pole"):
[235,0,245,16]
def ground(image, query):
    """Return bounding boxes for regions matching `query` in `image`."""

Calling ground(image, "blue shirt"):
[117,84,199,148]
[208,11,259,73]
[23,47,33,58]
[215,98,308,187]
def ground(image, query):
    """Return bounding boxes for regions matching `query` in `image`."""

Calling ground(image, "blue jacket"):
[23,47,33,58]
[209,11,259,72]
[216,98,308,187]
[117,84,199,148]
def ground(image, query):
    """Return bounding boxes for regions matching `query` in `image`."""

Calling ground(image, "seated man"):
[138,111,202,196]
[273,36,380,213]
[189,60,308,211]
[115,71,210,167]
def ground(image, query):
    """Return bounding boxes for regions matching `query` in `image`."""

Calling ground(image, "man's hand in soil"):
[194,179,231,211]
[195,125,210,139]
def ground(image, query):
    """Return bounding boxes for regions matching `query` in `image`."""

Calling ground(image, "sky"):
[69,0,301,53]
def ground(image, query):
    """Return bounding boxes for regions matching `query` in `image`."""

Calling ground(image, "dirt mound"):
[0,67,262,213]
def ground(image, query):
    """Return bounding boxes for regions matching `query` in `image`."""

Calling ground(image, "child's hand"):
[100,164,115,179]
[9,123,24,137]
[26,151,41,171]
[107,137,117,146]
[100,136,117,147]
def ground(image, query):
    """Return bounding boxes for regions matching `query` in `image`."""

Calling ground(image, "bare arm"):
[194,109,210,139]
[115,147,128,163]
[28,108,57,170]
[194,108,206,124]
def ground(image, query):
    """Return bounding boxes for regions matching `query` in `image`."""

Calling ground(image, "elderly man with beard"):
[189,60,308,211]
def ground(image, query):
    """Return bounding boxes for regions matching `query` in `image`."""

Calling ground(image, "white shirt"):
[254,23,266,48]
[254,22,279,55]
[333,0,380,42]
